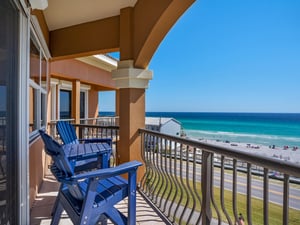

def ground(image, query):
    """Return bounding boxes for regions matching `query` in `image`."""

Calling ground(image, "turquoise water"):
[145,112,300,147]
[99,111,300,147]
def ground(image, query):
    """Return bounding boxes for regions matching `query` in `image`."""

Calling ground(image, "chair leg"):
[51,185,63,216]
[97,214,107,225]
[104,207,126,225]
[128,171,137,225]
[50,201,63,225]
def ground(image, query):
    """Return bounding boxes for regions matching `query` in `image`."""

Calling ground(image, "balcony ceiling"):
[43,0,138,31]
[39,0,195,68]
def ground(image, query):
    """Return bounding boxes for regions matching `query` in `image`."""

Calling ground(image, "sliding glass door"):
[0,1,20,224]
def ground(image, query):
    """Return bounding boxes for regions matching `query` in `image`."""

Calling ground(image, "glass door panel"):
[0,1,19,224]
[60,90,72,119]
[80,91,86,119]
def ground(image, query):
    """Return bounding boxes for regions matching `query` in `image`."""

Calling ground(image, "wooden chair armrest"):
[68,160,142,182]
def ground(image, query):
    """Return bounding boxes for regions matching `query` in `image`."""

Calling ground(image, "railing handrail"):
[80,116,119,121]
[139,128,300,178]
[74,124,119,129]
[49,119,75,123]
[139,128,300,225]
[49,116,119,122]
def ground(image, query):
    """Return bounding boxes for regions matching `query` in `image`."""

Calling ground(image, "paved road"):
[213,170,300,210]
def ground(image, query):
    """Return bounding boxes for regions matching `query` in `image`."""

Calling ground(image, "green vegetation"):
[212,187,300,225]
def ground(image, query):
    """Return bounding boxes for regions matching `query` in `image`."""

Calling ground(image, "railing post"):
[283,174,290,225]
[201,151,213,225]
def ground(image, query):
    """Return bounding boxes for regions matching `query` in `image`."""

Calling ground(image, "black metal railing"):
[139,128,300,225]
[48,119,75,140]
[80,116,119,126]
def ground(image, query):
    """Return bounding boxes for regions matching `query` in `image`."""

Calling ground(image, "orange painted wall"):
[118,88,146,180]
[50,59,116,90]
[50,16,119,59]
[89,88,99,118]
[29,138,46,208]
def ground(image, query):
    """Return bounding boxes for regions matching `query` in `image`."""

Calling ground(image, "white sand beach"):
[196,138,300,165]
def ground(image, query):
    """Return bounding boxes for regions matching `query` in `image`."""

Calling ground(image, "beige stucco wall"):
[29,138,46,208]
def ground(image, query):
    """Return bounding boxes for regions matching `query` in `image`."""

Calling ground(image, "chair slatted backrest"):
[56,121,79,145]
[39,130,74,177]
[56,121,113,148]
[39,130,86,200]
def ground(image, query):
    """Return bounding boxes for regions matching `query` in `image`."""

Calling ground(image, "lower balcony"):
[33,121,300,225]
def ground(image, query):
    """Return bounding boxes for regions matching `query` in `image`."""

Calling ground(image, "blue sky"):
[100,0,300,113]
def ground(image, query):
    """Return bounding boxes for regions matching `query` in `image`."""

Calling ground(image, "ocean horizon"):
[99,111,300,148]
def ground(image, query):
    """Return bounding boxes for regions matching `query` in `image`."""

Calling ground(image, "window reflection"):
[60,90,71,119]
[29,86,36,132]
[80,92,85,119]
[0,1,19,223]
[41,93,46,127]
[30,39,40,83]
[0,86,6,175]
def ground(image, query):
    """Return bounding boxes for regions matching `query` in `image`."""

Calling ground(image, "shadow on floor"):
[30,176,60,225]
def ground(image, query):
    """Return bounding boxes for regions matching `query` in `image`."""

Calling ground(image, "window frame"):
[80,90,89,119]
[53,80,90,121]
[29,29,48,141]
[79,84,90,119]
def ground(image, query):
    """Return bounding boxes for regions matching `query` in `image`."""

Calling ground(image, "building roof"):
[146,117,181,126]
[76,54,118,72]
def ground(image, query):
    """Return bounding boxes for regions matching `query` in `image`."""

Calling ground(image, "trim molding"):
[112,60,153,89]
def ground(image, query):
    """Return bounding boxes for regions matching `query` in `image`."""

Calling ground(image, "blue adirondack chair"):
[56,121,112,146]
[56,121,113,171]
[39,130,142,225]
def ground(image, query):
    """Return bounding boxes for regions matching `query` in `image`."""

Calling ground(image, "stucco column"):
[112,60,152,181]
[115,90,120,117]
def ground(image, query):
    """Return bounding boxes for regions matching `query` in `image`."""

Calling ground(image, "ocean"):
[99,112,300,148]
[146,112,300,148]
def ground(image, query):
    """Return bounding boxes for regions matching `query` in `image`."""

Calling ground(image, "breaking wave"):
[185,129,300,146]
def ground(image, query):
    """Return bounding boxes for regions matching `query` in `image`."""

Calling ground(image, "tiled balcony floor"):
[30,175,166,225]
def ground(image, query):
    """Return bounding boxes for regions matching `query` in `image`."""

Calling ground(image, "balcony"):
[139,129,300,225]
[31,122,300,225]
[30,175,166,225]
